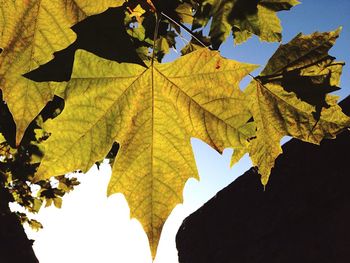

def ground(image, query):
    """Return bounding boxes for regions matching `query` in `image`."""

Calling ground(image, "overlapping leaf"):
[193,0,299,48]
[34,49,257,257]
[0,0,123,144]
[242,28,350,185]
[0,95,80,230]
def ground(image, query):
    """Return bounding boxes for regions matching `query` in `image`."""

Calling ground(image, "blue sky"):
[220,0,350,100]
[17,1,350,263]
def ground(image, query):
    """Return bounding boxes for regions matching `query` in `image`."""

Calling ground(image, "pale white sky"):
[12,139,252,263]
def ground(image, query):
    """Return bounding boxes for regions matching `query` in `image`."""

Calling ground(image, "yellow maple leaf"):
[0,0,123,144]
[35,48,257,257]
[242,28,350,185]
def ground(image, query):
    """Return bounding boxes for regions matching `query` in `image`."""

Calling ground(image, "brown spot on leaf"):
[216,59,221,69]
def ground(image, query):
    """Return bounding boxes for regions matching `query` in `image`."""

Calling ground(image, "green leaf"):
[232,0,300,44]
[243,28,350,185]
[176,2,194,24]
[35,49,257,258]
[193,0,299,48]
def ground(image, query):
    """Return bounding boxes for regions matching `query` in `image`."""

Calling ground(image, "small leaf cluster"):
[0,95,79,229]
[122,0,296,60]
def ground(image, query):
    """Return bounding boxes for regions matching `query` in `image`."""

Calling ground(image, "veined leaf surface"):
[243,29,350,185]
[35,49,257,257]
[0,0,123,144]
[193,0,299,48]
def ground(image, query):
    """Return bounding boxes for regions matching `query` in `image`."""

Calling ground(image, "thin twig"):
[160,11,210,49]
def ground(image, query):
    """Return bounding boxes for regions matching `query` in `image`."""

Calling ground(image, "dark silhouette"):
[0,187,38,263]
[176,96,350,263]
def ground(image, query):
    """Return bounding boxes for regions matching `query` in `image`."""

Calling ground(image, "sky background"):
[10,1,350,262]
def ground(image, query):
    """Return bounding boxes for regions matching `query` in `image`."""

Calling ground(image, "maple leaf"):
[34,49,257,257]
[193,0,299,48]
[241,28,350,185]
[0,0,123,144]
[25,7,147,82]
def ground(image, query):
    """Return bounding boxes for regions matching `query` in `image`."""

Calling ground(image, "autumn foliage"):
[0,0,349,258]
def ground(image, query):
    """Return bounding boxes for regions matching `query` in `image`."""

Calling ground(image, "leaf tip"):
[150,245,157,261]
[32,174,42,184]
[336,26,343,34]
[15,126,27,147]
[260,174,270,187]
[294,0,301,6]
[33,165,50,183]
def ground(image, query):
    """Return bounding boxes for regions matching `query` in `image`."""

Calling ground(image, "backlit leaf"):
[0,0,123,144]
[35,49,257,257]
[243,28,350,185]
[193,0,299,48]
[176,2,194,24]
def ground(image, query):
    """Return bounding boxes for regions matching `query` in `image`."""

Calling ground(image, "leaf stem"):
[151,13,161,66]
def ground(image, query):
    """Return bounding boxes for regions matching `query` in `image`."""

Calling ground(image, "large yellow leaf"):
[35,49,257,257]
[243,29,350,185]
[0,0,123,144]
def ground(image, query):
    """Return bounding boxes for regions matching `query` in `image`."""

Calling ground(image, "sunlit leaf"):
[243,28,350,185]
[193,0,299,48]
[176,2,194,24]
[35,49,257,257]
[0,0,123,144]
